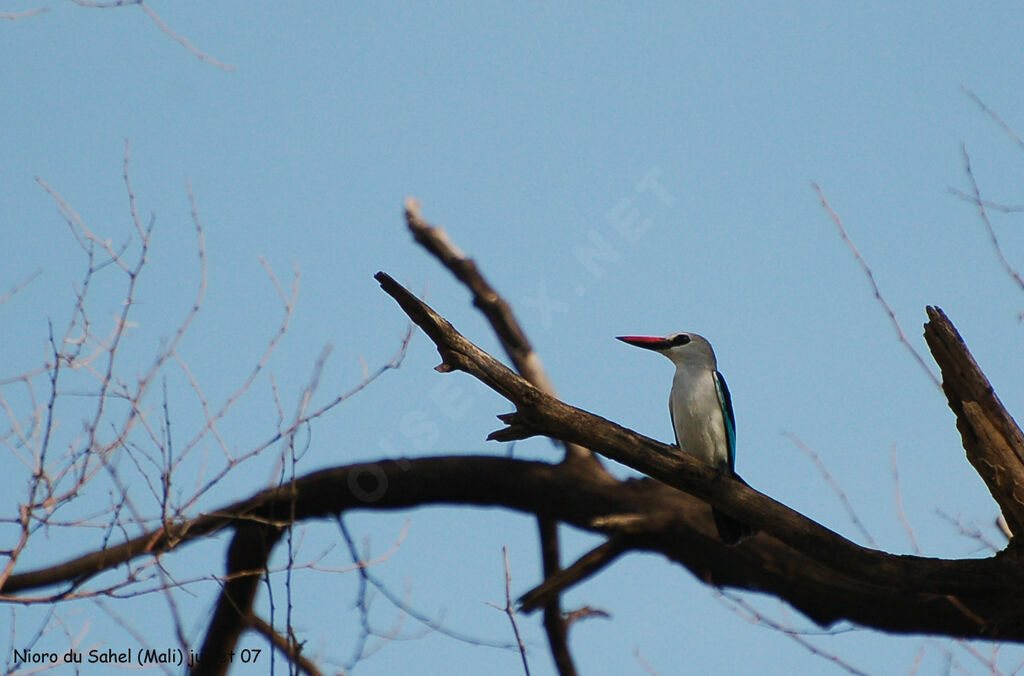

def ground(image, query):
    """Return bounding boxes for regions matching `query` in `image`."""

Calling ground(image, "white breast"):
[669,365,730,470]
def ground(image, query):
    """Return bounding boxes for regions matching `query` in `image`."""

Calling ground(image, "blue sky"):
[3,2,1024,674]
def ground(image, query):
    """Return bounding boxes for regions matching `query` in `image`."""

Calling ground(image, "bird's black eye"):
[671,334,691,346]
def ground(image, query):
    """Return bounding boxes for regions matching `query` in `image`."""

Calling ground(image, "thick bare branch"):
[5,456,1024,640]
[923,306,1024,538]
[373,271,1024,595]
[193,522,283,676]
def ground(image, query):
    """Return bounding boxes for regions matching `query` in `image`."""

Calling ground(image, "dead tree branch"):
[923,306,1024,539]
[372,272,1024,594]
[404,199,607,675]
[7,245,1024,672]
[6,454,1024,641]
[404,198,602,473]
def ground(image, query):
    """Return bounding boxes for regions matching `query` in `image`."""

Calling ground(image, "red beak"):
[616,335,672,350]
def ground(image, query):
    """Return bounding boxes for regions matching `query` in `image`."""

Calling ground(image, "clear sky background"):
[3,3,1024,675]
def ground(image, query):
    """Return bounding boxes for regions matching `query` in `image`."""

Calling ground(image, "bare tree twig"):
[783,432,877,547]
[958,146,1024,296]
[718,592,871,676]
[0,268,42,307]
[336,517,515,651]
[404,198,603,472]
[890,445,921,555]
[812,183,941,388]
[634,647,663,676]
[1,8,48,20]
[961,86,1024,152]
[137,2,235,71]
[948,187,1024,214]
[935,510,1002,555]
[69,0,234,71]
[488,547,531,675]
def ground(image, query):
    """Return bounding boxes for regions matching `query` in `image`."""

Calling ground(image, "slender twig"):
[0,268,42,307]
[935,510,1001,554]
[137,2,235,71]
[0,8,48,19]
[70,0,234,71]
[404,198,601,470]
[336,517,515,650]
[491,547,530,675]
[948,188,1024,214]
[783,432,876,547]
[961,86,1024,152]
[812,183,940,388]
[634,648,663,676]
[890,445,921,554]
[718,592,870,676]
[959,146,1024,295]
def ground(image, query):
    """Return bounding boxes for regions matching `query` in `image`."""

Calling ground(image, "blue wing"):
[713,371,736,473]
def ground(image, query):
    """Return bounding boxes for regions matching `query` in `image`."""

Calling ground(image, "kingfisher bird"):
[617,332,757,545]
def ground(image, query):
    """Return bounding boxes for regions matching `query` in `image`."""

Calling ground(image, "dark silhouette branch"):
[193,522,284,676]
[537,517,574,676]
[519,538,629,613]
[6,456,1024,640]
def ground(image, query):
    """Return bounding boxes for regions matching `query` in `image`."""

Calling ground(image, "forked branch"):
[374,271,1022,595]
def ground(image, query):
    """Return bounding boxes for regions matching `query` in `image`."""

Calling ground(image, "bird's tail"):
[712,471,758,545]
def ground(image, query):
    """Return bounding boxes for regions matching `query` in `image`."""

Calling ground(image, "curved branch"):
[4,456,1024,640]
